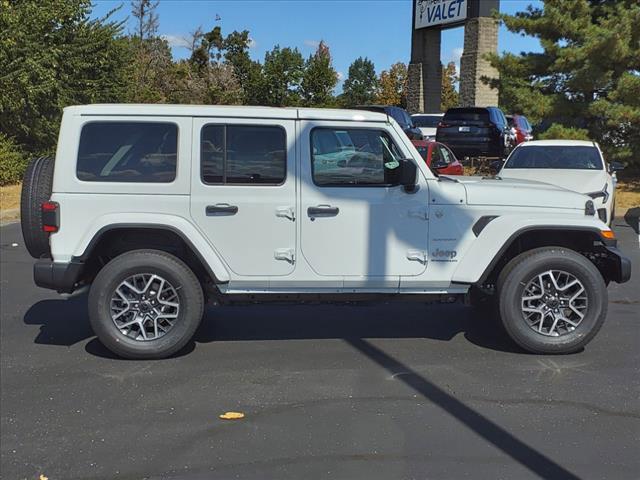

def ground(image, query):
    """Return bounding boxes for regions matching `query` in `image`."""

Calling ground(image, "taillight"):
[437,121,449,128]
[41,201,59,233]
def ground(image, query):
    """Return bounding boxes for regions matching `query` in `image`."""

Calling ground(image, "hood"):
[457,176,589,210]
[499,169,606,194]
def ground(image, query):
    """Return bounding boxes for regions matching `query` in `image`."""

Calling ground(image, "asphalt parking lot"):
[1,219,639,480]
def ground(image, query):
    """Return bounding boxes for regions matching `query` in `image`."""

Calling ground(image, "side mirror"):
[609,161,624,173]
[490,160,504,174]
[398,158,418,192]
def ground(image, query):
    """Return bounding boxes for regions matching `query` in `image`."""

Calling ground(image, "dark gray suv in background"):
[436,106,512,159]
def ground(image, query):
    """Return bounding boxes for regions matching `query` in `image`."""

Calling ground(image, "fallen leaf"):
[39,475,48,480]
[219,411,245,420]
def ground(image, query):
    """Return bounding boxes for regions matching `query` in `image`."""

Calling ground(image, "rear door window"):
[201,125,286,185]
[77,122,177,182]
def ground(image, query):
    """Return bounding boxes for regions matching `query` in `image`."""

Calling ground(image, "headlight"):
[585,200,596,216]
[587,183,609,203]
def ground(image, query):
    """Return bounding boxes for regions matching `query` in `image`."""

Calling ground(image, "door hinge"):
[408,208,428,220]
[276,206,295,221]
[274,248,295,264]
[406,250,427,264]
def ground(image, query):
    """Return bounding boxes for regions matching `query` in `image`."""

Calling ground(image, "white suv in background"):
[498,140,625,225]
[411,113,443,140]
[20,105,630,359]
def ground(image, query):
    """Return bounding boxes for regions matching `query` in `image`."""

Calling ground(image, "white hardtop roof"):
[64,104,389,122]
[518,139,596,147]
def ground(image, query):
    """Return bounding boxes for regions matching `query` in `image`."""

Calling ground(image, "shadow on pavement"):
[24,298,527,356]
[347,338,581,480]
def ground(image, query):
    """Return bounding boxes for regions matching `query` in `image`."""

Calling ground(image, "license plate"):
[459,126,471,132]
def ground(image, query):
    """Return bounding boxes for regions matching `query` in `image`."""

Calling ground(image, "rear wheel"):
[498,247,607,354]
[88,249,204,359]
[20,156,55,258]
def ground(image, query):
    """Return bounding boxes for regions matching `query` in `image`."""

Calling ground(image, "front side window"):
[505,145,603,170]
[201,125,286,185]
[311,128,404,186]
[77,122,177,182]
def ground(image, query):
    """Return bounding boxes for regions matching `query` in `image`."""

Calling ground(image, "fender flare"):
[73,221,230,283]
[452,224,612,285]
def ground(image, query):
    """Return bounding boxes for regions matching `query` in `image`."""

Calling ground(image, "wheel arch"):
[453,225,618,288]
[75,223,230,286]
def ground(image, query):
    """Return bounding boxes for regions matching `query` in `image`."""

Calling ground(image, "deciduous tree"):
[441,61,459,111]
[300,41,338,107]
[376,62,407,107]
[341,57,377,107]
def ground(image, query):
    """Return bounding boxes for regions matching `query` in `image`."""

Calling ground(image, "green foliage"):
[260,46,305,106]
[341,57,378,107]
[223,30,263,104]
[537,124,591,141]
[301,41,338,107]
[441,62,459,112]
[488,0,640,165]
[0,134,26,186]
[0,0,132,156]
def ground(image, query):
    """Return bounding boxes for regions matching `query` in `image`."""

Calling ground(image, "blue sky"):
[91,0,543,89]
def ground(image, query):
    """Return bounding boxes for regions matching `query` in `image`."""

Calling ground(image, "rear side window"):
[201,125,286,185]
[77,122,177,182]
[413,115,442,128]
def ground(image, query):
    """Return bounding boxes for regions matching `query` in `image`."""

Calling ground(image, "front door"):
[190,118,296,276]
[299,121,430,283]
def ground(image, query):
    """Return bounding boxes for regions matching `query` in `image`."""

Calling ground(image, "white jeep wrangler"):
[21,105,631,359]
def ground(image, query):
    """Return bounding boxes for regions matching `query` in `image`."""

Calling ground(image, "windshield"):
[505,145,603,170]
[412,115,442,128]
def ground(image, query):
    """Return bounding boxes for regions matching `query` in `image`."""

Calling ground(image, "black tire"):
[88,249,204,359]
[497,247,607,354]
[20,156,55,258]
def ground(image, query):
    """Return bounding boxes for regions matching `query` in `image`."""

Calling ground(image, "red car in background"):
[411,139,464,175]
[506,114,534,145]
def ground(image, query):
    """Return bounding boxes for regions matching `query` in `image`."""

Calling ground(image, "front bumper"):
[34,259,84,293]
[604,246,631,283]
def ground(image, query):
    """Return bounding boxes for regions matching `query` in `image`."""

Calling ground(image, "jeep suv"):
[21,104,630,359]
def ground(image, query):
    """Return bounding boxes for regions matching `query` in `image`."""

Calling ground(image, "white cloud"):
[452,47,464,61]
[248,37,258,49]
[336,71,344,81]
[304,39,320,48]
[162,34,190,49]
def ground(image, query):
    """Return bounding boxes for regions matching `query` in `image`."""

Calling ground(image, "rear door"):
[190,118,296,276]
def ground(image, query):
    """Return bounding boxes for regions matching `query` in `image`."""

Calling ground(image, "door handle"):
[307,205,339,218]
[206,203,238,216]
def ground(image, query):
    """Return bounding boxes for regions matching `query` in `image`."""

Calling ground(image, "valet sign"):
[415,0,467,29]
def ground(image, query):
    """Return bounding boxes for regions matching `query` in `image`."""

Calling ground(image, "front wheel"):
[88,249,204,359]
[497,247,607,354]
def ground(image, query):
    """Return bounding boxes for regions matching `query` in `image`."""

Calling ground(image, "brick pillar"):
[406,63,424,114]
[409,27,442,113]
[459,17,499,107]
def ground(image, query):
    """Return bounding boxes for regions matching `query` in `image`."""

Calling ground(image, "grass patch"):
[0,183,22,223]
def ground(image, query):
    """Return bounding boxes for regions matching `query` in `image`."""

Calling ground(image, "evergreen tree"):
[487,0,640,164]
[341,57,377,107]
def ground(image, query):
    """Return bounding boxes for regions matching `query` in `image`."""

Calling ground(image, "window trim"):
[309,126,405,188]
[200,123,287,186]
[76,120,179,184]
